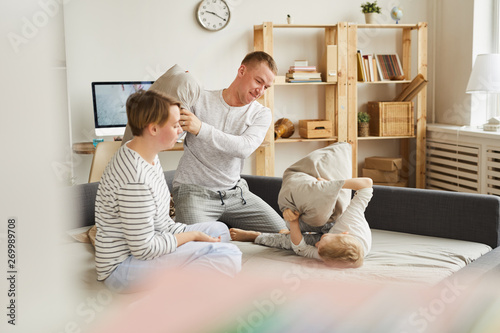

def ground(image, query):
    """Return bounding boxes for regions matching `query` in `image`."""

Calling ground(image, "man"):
[173,51,287,233]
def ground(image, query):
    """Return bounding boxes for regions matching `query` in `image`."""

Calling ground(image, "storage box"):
[367,101,414,136]
[299,119,332,139]
[374,180,408,187]
[364,156,402,171]
[362,168,399,183]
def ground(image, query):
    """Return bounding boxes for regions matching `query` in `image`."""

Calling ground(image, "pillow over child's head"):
[122,64,202,143]
[278,142,352,227]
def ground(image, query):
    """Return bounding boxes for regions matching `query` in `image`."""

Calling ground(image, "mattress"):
[64,227,492,291]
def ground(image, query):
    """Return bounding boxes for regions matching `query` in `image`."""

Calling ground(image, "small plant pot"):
[364,13,378,24]
[358,122,369,137]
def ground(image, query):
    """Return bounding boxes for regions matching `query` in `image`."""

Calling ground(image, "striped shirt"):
[94,144,186,281]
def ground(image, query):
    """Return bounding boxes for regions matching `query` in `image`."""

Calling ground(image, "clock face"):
[197,0,230,31]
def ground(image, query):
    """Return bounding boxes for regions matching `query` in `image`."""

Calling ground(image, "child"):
[95,90,241,292]
[230,177,373,268]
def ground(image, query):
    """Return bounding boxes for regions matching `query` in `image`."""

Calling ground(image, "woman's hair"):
[241,51,278,75]
[126,89,181,137]
[318,235,364,268]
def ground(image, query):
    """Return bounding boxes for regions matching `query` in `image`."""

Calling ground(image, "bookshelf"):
[251,22,427,188]
[253,22,348,176]
[347,23,428,188]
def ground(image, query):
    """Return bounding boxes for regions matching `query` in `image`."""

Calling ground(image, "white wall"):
[2,1,81,331]
[64,0,430,183]
[433,0,499,127]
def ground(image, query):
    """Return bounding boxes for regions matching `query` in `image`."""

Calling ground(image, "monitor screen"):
[91,81,154,137]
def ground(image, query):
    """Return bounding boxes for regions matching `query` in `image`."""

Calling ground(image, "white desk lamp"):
[466,54,500,131]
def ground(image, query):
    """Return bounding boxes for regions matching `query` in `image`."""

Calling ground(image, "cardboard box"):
[374,180,408,187]
[362,168,399,183]
[364,156,402,171]
[299,119,332,139]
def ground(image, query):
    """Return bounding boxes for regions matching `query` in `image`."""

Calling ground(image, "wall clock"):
[196,0,231,31]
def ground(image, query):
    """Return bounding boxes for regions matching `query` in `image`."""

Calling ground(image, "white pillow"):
[278,142,352,227]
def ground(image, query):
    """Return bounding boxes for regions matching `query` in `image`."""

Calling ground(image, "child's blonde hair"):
[318,235,364,268]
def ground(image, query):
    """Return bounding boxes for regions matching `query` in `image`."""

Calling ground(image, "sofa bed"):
[66,169,500,292]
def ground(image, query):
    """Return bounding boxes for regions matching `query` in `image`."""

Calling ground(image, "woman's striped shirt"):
[94,144,186,281]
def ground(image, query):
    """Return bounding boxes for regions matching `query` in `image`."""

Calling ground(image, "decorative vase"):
[358,122,369,137]
[274,118,295,139]
[364,13,378,24]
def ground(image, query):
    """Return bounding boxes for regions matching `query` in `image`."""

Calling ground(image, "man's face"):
[237,62,275,105]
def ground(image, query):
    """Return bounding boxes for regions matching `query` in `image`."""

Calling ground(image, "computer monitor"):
[91,81,154,137]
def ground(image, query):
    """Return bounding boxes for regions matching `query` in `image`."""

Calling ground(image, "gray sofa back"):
[70,171,500,248]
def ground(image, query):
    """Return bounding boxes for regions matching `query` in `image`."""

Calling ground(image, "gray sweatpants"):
[172,178,287,233]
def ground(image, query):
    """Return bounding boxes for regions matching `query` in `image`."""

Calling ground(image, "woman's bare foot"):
[230,228,261,242]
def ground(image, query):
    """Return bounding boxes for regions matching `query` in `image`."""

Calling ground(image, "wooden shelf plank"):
[273,24,338,28]
[357,80,412,84]
[357,24,419,29]
[357,136,415,140]
[275,137,338,143]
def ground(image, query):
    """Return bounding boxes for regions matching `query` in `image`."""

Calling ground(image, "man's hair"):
[318,235,364,268]
[126,90,181,137]
[241,51,278,75]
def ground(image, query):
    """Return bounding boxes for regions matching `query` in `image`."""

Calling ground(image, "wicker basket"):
[366,101,414,136]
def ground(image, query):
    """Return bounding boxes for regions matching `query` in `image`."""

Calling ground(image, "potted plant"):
[358,111,370,137]
[361,1,381,24]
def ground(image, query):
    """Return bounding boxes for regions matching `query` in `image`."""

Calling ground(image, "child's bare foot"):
[279,229,290,234]
[230,228,261,242]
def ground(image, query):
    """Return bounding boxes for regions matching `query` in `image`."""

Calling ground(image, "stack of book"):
[357,51,404,82]
[286,60,322,83]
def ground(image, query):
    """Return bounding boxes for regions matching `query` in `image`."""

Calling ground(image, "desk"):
[72,141,185,154]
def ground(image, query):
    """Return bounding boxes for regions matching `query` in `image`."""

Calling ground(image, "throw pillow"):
[122,64,202,143]
[278,142,352,227]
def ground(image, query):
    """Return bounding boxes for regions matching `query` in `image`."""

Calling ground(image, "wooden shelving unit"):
[252,22,427,188]
[253,22,348,176]
[347,22,428,188]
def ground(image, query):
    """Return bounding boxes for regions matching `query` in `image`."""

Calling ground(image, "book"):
[357,50,366,82]
[294,60,308,66]
[362,55,371,82]
[289,65,317,72]
[286,72,322,79]
[372,57,379,81]
[375,54,404,81]
[286,79,322,83]
[393,74,427,101]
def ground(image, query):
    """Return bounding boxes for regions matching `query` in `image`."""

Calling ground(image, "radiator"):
[426,139,481,193]
[486,147,500,196]
[427,125,500,196]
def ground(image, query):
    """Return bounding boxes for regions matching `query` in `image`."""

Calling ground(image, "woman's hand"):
[175,231,221,247]
[192,231,221,243]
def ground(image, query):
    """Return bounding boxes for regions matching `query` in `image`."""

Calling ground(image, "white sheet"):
[64,228,492,290]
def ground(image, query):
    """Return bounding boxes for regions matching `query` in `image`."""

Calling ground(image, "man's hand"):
[283,209,300,223]
[180,108,202,136]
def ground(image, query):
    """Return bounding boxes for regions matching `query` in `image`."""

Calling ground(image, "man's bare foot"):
[230,228,261,242]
